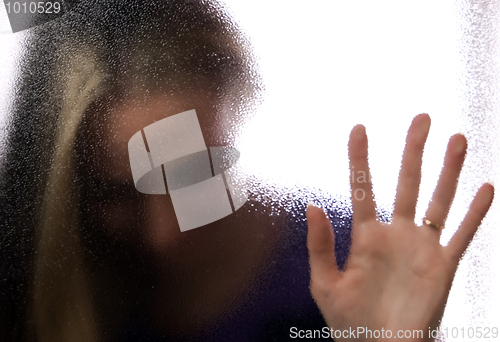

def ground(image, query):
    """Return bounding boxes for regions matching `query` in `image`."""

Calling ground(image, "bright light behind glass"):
[0,3,25,159]
[226,0,500,339]
[232,0,461,207]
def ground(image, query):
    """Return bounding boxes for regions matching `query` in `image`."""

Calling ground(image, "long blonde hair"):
[34,46,106,342]
[24,1,261,341]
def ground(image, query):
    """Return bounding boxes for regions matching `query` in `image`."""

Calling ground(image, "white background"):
[226,1,500,339]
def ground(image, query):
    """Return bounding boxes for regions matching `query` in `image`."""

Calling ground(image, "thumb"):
[307,203,340,284]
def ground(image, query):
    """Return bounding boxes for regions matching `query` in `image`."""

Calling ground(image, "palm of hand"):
[319,218,450,341]
[307,115,493,342]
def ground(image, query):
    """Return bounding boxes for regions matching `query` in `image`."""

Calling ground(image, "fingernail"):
[455,136,466,153]
[351,124,367,142]
[421,115,431,131]
[483,183,495,205]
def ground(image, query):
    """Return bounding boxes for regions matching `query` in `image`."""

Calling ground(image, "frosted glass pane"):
[0,1,498,341]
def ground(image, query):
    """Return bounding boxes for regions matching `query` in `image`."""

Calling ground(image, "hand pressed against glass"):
[306,114,494,341]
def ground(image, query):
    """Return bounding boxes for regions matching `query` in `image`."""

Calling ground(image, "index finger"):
[348,125,376,224]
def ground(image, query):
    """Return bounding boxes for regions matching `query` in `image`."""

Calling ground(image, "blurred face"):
[78,92,221,248]
[75,91,278,333]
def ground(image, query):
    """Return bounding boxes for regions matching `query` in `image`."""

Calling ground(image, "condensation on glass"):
[0,1,498,341]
